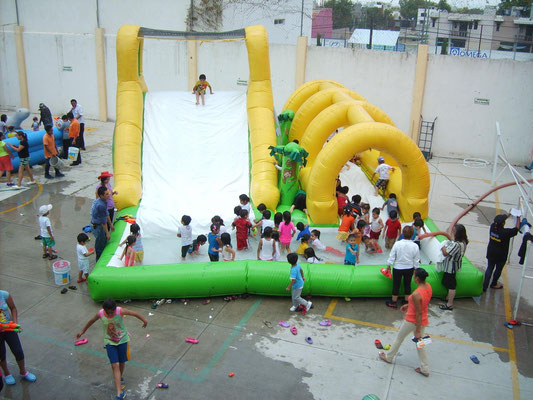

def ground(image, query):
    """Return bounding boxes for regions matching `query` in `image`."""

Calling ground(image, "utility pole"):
[300,0,304,36]
[478,24,483,56]
[369,15,374,49]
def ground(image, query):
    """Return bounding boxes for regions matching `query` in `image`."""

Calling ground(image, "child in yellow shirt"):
[192,74,214,105]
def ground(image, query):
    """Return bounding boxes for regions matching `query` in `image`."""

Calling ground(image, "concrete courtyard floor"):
[0,118,532,400]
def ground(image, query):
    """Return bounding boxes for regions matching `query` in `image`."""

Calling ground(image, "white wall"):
[424,54,533,162]
[0,30,21,109]
[306,47,417,133]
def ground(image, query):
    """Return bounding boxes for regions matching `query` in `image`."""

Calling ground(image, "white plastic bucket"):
[68,147,79,161]
[52,260,71,286]
[49,156,65,169]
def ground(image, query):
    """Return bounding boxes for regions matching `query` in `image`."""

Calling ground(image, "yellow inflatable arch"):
[283,80,430,224]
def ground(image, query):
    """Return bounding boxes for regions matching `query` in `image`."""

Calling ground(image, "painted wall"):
[424,54,533,161]
[0,2,531,163]
[311,8,332,38]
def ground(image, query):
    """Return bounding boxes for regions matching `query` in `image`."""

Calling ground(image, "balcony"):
[451,30,468,37]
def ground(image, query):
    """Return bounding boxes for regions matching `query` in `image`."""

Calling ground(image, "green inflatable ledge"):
[88,208,483,301]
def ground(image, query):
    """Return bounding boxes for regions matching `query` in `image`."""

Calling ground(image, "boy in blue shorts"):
[77,298,147,400]
[286,253,312,313]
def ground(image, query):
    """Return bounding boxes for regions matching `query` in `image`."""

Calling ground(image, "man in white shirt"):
[70,99,85,150]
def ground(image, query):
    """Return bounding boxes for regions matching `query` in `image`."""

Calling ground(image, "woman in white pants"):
[379,268,433,377]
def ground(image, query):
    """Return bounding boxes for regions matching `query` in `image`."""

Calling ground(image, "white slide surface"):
[137,91,249,237]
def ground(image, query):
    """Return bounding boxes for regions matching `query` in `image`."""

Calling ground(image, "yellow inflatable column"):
[245,25,279,210]
[114,25,146,209]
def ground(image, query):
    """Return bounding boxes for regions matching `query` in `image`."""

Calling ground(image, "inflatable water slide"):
[87,25,482,301]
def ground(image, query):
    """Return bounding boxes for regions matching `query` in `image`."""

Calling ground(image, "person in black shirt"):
[484,213,520,291]
[7,131,37,188]
[38,103,53,129]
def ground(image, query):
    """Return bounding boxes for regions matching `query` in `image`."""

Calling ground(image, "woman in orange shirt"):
[379,268,432,377]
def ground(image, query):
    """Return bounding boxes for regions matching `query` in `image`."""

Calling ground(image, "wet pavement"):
[0,117,532,399]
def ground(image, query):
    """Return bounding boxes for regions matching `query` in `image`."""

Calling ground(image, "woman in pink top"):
[120,235,136,267]
[278,211,296,254]
[379,268,432,377]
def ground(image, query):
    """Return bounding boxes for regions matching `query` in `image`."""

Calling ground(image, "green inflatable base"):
[88,208,483,301]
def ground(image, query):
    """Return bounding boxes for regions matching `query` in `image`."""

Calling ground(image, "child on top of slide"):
[192,74,214,105]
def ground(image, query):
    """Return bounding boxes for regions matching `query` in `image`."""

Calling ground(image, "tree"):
[399,0,437,20]
[437,0,451,12]
[357,6,396,30]
[497,0,532,16]
[323,0,355,29]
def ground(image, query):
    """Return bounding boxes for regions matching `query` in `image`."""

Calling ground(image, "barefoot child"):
[296,222,311,241]
[188,234,207,256]
[383,210,402,249]
[369,208,384,240]
[120,235,136,267]
[177,215,192,260]
[337,206,355,242]
[382,192,399,216]
[0,132,15,187]
[192,74,213,105]
[39,204,58,259]
[272,231,281,261]
[76,233,94,283]
[286,253,312,313]
[304,247,324,264]
[208,224,222,261]
[76,298,148,400]
[344,234,359,265]
[362,235,382,254]
[278,211,296,253]
[310,229,326,251]
[232,209,252,250]
[220,232,236,261]
[296,234,310,255]
[257,226,276,261]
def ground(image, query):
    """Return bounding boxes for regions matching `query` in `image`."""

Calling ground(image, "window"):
[274,19,285,25]
[421,12,426,17]
[431,18,436,28]
[468,22,473,29]
[496,22,501,31]
[474,21,478,30]
[453,22,457,29]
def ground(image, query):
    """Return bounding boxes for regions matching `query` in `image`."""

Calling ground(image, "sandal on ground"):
[278,320,290,328]
[20,372,36,382]
[69,286,77,290]
[60,288,68,294]
[4,375,16,385]
[385,300,398,309]
[49,255,58,260]
[42,254,49,259]
[263,320,273,328]
[491,284,503,289]
[415,367,429,377]
[374,339,383,349]
[439,304,453,310]
[378,352,391,364]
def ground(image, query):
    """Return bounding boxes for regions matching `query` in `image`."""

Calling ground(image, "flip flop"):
[279,321,290,328]
[504,322,514,329]
[374,339,383,349]
[290,326,298,335]
[380,267,392,279]
[69,286,77,290]
[185,338,199,344]
[344,297,351,302]
[415,367,429,377]
[60,288,68,294]
[202,299,211,305]
[319,320,331,326]
[305,337,313,344]
[383,344,391,350]
[74,338,88,346]
[156,382,169,388]
[263,320,273,328]
[470,355,480,364]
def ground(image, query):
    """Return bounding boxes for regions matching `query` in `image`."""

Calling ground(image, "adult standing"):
[385,225,420,308]
[484,213,520,291]
[0,289,37,386]
[379,268,432,377]
[38,103,53,129]
[43,126,64,180]
[67,112,81,165]
[70,99,85,150]
[439,224,469,310]
[91,186,114,261]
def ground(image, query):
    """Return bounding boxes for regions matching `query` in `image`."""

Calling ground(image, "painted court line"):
[21,297,263,383]
[324,298,509,353]
[0,181,43,215]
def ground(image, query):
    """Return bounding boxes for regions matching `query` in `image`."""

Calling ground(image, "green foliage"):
[324,0,356,29]
[437,0,451,12]
[357,6,396,30]
[455,7,484,14]
[399,0,437,20]
[497,0,532,16]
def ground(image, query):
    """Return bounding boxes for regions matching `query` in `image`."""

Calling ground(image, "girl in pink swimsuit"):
[120,235,136,267]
